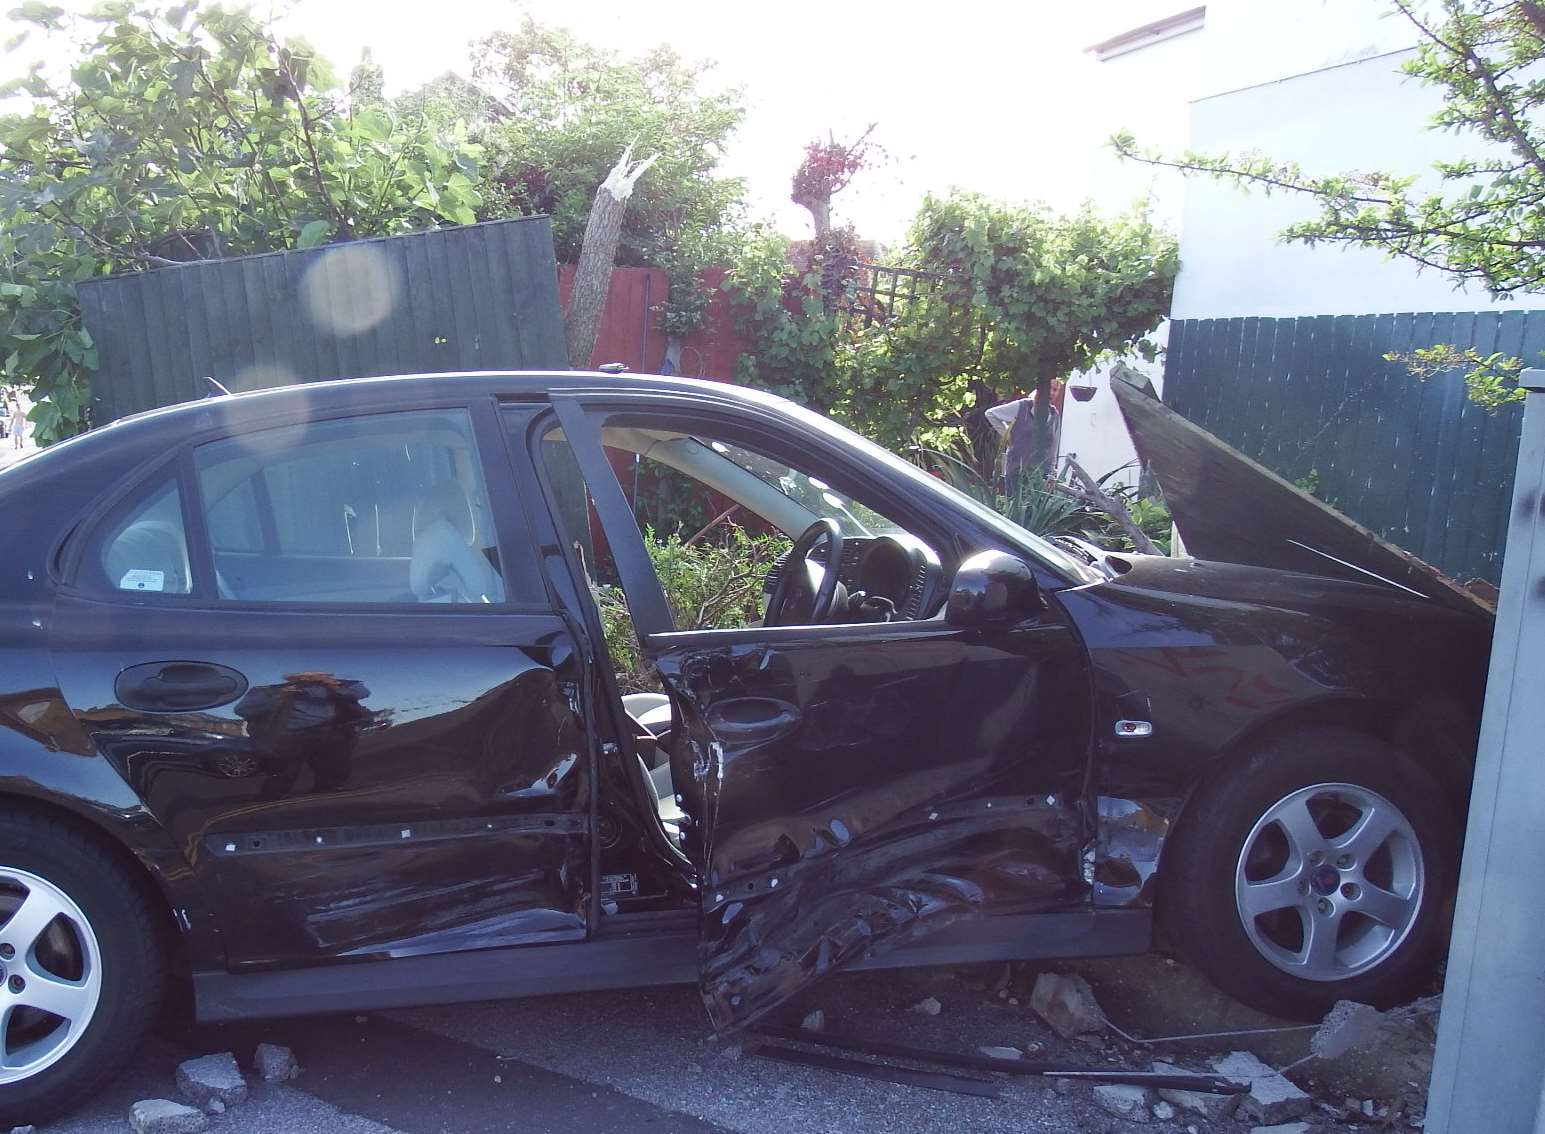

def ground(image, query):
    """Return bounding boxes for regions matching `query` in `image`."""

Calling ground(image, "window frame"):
[546,393,976,642]
[63,393,553,614]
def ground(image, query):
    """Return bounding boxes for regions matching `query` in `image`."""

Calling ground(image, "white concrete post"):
[1426,370,1545,1134]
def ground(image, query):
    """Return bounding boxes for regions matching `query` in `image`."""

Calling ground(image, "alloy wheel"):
[1234,782,1424,982]
[0,868,102,1083]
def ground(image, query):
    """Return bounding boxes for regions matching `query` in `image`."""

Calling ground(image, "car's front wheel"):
[0,812,166,1127]
[1162,726,1459,1020]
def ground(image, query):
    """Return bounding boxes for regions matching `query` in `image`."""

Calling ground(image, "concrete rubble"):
[798,1009,826,1033]
[1153,1060,1241,1122]
[977,1045,1022,1060]
[175,1051,249,1110]
[1212,1050,1312,1125]
[1248,1125,1313,1134]
[1092,1082,1152,1121]
[1029,971,1106,1039]
[909,996,942,1016]
[1311,1000,1387,1059]
[254,1041,301,1083]
[128,1099,207,1134]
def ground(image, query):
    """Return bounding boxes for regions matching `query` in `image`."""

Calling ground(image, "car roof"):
[34,371,794,464]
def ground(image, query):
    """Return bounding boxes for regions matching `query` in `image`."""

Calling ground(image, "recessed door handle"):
[115,661,249,713]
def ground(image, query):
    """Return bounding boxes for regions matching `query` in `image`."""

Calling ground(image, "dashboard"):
[767,534,945,622]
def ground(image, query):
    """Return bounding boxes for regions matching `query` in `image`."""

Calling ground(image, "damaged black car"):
[0,372,1490,1123]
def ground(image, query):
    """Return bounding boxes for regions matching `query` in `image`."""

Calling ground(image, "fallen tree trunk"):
[1053,455,1163,556]
[564,143,659,368]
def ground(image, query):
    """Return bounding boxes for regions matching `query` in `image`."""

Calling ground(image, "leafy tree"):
[462,18,746,279]
[1114,0,1545,407]
[724,193,1178,450]
[0,1,482,442]
[790,125,876,237]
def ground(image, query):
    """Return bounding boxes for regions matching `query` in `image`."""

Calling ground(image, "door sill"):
[193,908,1150,1022]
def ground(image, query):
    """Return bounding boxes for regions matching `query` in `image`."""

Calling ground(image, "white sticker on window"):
[119,569,165,592]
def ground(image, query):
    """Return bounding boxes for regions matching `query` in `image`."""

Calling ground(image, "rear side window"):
[97,479,193,595]
[194,409,506,605]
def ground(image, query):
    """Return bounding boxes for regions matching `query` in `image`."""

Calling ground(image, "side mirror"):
[946,551,1044,628]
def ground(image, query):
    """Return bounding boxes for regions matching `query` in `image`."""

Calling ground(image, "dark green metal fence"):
[1163,311,1540,585]
[78,216,567,426]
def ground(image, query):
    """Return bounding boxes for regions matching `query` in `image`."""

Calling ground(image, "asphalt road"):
[39,963,1395,1134]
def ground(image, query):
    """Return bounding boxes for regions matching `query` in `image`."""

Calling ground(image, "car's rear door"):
[551,392,1091,1030]
[50,395,595,969]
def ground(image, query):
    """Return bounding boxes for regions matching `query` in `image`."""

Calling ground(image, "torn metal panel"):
[1111,376,1494,620]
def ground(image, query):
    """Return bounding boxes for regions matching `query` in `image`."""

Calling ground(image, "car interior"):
[541,421,949,882]
[97,411,506,605]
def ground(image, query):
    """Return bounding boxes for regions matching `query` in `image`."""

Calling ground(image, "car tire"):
[1161,726,1459,1021]
[0,812,167,1127]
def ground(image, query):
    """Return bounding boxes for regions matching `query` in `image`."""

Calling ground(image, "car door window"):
[96,478,193,595]
[194,409,506,605]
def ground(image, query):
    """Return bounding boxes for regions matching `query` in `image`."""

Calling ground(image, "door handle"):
[704,697,801,746]
[115,661,249,713]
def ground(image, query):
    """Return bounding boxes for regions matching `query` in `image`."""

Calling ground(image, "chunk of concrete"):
[799,1009,825,1033]
[1311,999,1386,1059]
[129,1099,207,1134]
[1151,1100,1175,1120]
[1030,972,1105,1039]
[909,996,942,1016]
[1093,1083,1152,1121]
[175,1052,248,1108]
[254,1041,300,1083]
[1249,1125,1312,1134]
[1211,1050,1312,1124]
[1154,1061,1242,1122]
[978,1045,1022,1060]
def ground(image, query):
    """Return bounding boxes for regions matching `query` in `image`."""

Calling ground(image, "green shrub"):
[595,526,789,692]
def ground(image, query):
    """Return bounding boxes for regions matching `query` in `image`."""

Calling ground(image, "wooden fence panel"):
[78,217,567,425]
[1165,311,1535,584]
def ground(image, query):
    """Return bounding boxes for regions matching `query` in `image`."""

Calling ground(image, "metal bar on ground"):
[752,1028,1245,1094]
[752,1044,1000,1098]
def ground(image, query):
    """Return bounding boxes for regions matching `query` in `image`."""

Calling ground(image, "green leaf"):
[353,108,391,142]
[296,219,332,248]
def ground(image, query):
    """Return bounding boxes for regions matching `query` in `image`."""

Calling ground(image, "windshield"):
[699,437,901,539]
[763,399,1103,585]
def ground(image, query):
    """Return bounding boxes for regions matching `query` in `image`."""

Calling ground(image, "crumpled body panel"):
[651,619,1090,1030]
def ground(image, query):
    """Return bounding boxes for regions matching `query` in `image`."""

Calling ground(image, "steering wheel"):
[765,519,844,627]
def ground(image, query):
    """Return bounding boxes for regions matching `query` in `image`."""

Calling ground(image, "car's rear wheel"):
[1161,726,1459,1020]
[0,813,166,1126]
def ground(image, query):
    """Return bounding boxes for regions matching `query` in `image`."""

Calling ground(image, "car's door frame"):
[549,390,1107,1029]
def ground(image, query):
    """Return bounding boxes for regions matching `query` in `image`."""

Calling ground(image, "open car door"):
[551,394,1092,1031]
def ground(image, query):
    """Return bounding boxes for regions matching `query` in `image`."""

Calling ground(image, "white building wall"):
[1058,17,1204,488]
[1174,48,1536,320]
[1060,0,1533,488]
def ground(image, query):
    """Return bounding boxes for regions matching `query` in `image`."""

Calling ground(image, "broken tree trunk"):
[564,143,659,368]
[1054,455,1163,556]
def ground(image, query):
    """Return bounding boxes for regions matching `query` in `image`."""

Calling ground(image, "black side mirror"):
[946,551,1044,628]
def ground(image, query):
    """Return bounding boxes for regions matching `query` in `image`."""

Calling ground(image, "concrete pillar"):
[1426,372,1545,1134]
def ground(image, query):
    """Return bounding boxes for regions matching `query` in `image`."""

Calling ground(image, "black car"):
[0,372,1489,1122]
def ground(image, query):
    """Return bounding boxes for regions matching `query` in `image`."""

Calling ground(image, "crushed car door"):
[551,394,1091,1030]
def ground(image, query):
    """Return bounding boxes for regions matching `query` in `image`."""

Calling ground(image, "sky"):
[1,0,1178,243]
